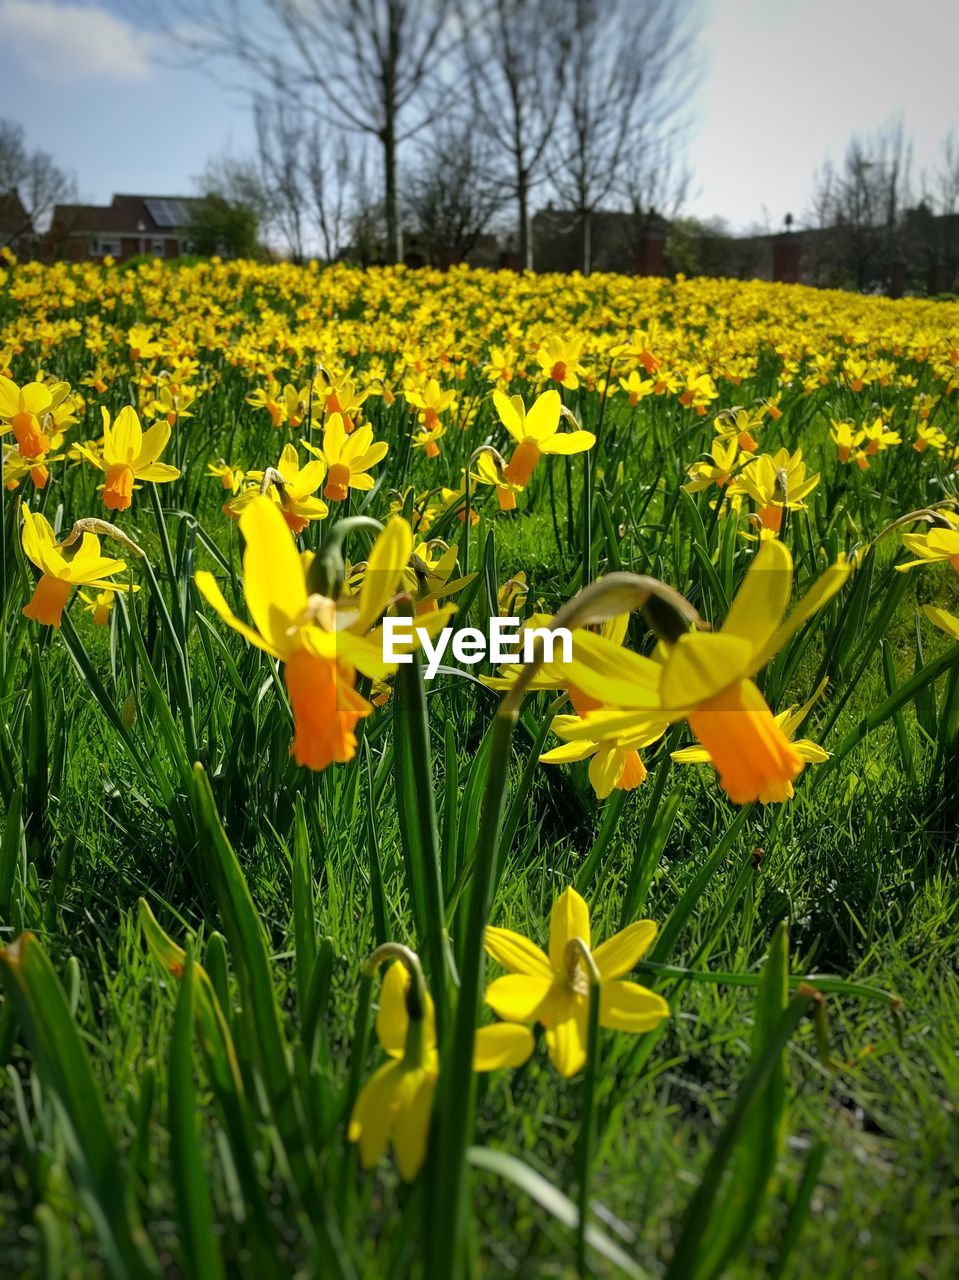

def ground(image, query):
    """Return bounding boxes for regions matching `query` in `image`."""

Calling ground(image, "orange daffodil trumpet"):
[542,542,850,805]
[196,497,428,771]
[494,389,595,488]
[76,405,180,511]
[484,887,669,1078]
[671,676,831,802]
[20,506,133,628]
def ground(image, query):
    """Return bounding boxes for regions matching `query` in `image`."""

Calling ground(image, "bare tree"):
[545,0,690,275]
[346,149,387,266]
[621,134,690,251]
[404,120,503,265]
[253,96,309,262]
[807,125,914,291]
[305,129,353,262]
[932,132,959,216]
[458,0,572,270]
[0,119,75,249]
[153,0,456,263]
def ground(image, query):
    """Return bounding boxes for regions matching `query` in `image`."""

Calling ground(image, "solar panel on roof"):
[145,198,187,228]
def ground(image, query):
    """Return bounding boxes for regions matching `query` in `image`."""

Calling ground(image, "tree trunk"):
[517,174,530,270]
[383,121,402,265]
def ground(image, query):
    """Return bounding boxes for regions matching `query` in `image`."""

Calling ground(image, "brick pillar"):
[887,259,907,299]
[634,229,666,276]
[772,235,801,283]
[927,260,951,296]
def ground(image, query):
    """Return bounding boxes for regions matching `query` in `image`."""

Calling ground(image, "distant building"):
[0,191,34,255]
[47,194,200,262]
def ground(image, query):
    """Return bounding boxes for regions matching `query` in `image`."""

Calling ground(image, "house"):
[47,193,200,262]
[0,190,34,255]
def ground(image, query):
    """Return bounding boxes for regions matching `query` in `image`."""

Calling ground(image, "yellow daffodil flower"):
[540,714,667,798]
[618,370,656,406]
[684,438,741,494]
[21,506,129,628]
[229,443,328,534]
[860,415,901,457]
[552,541,850,805]
[497,571,528,616]
[471,448,525,510]
[127,325,161,362]
[730,448,820,536]
[405,378,455,430]
[207,460,245,493]
[484,887,669,1077]
[79,587,132,625]
[714,406,764,452]
[896,521,959,573]
[348,960,532,1180]
[493,389,595,487]
[316,371,369,432]
[74,405,180,512]
[0,376,73,459]
[196,497,410,771]
[677,367,718,414]
[913,423,949,454]
[405,540,474,614]
[3,444,64,491]
[534,332,585,389]
[830,419,866,467]
[246,377,288,428]
[302,413,388,502]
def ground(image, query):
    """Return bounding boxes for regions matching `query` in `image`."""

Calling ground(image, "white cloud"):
[0,0,157,82]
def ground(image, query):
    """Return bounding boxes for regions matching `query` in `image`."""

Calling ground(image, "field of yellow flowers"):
[1,253,959,1278]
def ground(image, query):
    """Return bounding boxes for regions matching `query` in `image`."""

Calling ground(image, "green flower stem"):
[428,702,517,1280]
[567,938,603,1278]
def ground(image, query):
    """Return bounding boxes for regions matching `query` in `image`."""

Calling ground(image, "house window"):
[152,239,164,255]
[90,238,119,257]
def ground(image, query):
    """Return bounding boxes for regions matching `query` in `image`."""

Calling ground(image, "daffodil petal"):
[484,926,553,977]
[195,569,278,657]
[473,1023,535,1070]
[545,1005,588,1077]
[720,538,792,654]
[238,497,306,656]
[348,1059,401,1169]
[485,974,556,1022]
[599,980,670,1031]
[548,886,590,972]
[392,1069,435,1182]
[592,920,658,980]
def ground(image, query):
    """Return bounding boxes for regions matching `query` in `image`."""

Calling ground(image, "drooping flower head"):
[197,497,412,770]
[548,541,850,805]
[349,957,532,1180]
[20,506,130,628]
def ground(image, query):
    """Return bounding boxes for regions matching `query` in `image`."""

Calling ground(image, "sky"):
[1,0,958,232]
